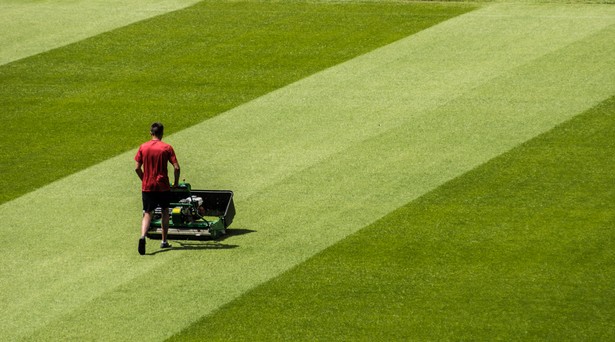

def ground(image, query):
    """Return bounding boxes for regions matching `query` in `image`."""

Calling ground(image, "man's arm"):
[172,162,180,187]
[135,161,144,180]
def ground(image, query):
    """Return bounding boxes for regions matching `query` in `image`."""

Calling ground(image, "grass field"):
[172,95,615,340]
[0,0,202,66]
[0,0,471,205]
[1,0,614,341]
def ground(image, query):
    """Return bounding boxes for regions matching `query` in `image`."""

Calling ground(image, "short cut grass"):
[170,95,615,341]
[0,0,476,204]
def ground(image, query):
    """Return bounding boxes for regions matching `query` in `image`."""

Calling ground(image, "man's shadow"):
[147,228,255,255]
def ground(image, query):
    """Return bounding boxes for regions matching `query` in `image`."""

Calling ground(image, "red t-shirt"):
[135,140,178,192]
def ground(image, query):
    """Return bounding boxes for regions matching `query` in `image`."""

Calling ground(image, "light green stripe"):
[0,0,202,65]
[1,4,613,341]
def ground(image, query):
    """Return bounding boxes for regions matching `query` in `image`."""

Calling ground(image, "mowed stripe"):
[0,0,202,65]
[1,4,613,341]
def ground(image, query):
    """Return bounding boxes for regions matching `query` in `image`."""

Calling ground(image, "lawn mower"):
[147,182,235,240]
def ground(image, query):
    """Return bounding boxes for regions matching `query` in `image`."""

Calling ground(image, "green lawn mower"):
[147,182,235,240]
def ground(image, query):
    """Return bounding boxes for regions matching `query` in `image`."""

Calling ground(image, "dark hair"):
[150,122,164,138]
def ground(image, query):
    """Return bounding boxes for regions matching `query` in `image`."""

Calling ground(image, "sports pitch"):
[1,0,614,340]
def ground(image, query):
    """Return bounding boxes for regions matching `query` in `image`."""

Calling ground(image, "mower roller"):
[147,182,235,240]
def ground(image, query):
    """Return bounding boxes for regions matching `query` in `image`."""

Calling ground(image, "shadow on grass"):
[218,228,256,241]
[148,242,238,255]
[147,228,256,255]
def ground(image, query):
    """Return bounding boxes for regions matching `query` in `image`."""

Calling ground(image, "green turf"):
[0,1,476,340]
[0,0,474,205]
[2,3,612,341]
[173,95,615,341]
[0,0,201,66]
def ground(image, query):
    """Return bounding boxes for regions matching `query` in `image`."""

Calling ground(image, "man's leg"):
[159,190,172,249]
[138,211,152,255]
[139,191,154,255]
[141,211,153,238]
[161,207,169,243]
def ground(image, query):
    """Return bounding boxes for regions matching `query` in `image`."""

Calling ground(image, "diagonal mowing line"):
[0,0,202,66]
[1,4,613,341]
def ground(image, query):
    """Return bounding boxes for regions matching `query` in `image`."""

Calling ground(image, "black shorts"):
[142,191,172,212]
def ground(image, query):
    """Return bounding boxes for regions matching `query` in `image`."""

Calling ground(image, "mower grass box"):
[147,183,235,240]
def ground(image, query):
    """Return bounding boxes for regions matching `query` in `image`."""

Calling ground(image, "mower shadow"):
[148,242,238,255]
[147,228,256,255]
[217,228,256,241]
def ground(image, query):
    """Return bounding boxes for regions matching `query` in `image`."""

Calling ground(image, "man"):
[135,122,180,255]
